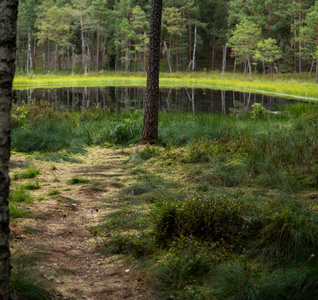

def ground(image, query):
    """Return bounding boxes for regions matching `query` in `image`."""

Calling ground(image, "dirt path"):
[10,147,150,299]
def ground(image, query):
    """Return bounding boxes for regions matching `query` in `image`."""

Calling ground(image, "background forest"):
[17,0,318,77]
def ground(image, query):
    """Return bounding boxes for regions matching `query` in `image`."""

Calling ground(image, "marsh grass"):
[13,71,318,100]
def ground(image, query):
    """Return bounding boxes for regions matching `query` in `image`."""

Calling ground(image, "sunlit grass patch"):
[67,176,89,184]
[13,167,40,180]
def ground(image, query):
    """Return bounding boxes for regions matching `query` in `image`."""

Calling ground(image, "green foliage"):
[138,143,160,160]
[9,188,33,204]
[48,189,61,195]
[67,176,89,184]
[109,117,143,144]
[150,195,256,245]
[9,205,29,219]
[23,181,41,190]
[254,200,318,261]
[251,103,266,120]
[13,167,40,180]
[212,262,270,300]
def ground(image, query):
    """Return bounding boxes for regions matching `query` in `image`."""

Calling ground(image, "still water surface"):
[13,87,305,114]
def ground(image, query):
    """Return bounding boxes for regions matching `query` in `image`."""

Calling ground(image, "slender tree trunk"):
[33,35,36,70]
[47,38,50,72]
[55,43,58,74]
[67,29,70,75]
[80,14,87,75]
[141,0,162,143]
[192,22,197,72]
[96,19,100,72]
[17,31,20,71]
[316,58,318,84]
[248,56,252,79]
[222,41,227,79]
[0,1,18,299]
[309,59,315,76]
[211,34,215,71]
[271,63,273,81]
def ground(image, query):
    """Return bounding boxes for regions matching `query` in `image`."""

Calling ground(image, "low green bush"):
[150,195,257,245]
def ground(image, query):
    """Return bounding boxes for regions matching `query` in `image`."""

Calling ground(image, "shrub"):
[253,201,318,261]
[150,195,256,245]
[212,262,270,300]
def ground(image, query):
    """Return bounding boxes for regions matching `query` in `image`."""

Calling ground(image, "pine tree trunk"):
[222,42,227,79]
[17,31,20,71]
[0,1,18,299]
[67,29,70,75]
[96,20,100,72]
[141,0,162,143]
[316,59,318,83]
[55,43,58,74]
[80,14,86,76]
[47,39,50,72]
[211,34,215,71]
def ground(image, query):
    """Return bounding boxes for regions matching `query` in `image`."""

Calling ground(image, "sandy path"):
[10,147,150,299]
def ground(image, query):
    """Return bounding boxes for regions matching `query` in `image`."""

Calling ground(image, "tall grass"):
[13,71,318,100]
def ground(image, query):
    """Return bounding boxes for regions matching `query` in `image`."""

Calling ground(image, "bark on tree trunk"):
[96,20,100,72]
[316,58,318,84]
[141,0,162,143]
[192,23,197,72]
[0,1,18,299]
[222,41,227,79]
[80,14,87,76]
[55,43,58,74]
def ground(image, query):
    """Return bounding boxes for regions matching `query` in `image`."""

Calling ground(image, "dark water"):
[13,87,304,114]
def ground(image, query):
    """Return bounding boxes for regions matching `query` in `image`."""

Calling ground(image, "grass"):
[67,176,89,184]
[13,167,40,180]
[9,99,318,299]
[23,181,41,190]
[48,189,61,196]
[12,71,318,101]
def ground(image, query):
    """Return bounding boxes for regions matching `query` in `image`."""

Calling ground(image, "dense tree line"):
[16,0,318,77]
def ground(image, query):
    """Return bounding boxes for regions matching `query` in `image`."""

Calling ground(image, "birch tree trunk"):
[0,1,18,299]
[192,23,197,72]
[141,0,162,143]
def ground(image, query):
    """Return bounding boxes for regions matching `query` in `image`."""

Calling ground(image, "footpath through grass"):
[9,100,318,298]
[13,71,318,101]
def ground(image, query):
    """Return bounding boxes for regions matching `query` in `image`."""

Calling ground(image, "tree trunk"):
[248,56,252,79]
[192,22,197,72]
[55,43,58,74]
[309,59,315,76]
[47,39,50,72]
[80,14,87,76]
[96,19,100,72]
[271,63,273,81]
[222,41,227,79]
[0,1,18,299]
[141,0,162,143]
[211,34,215,71]
[316,58,318,84]
[17,31,20,71]
[67,29,70,75]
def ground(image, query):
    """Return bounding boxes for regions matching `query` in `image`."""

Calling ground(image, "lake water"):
[13,87,304,114]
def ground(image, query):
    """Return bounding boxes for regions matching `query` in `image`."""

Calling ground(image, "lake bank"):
[13,71,318,101]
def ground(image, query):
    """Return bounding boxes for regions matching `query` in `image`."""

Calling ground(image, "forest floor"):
[10,146,152,300]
